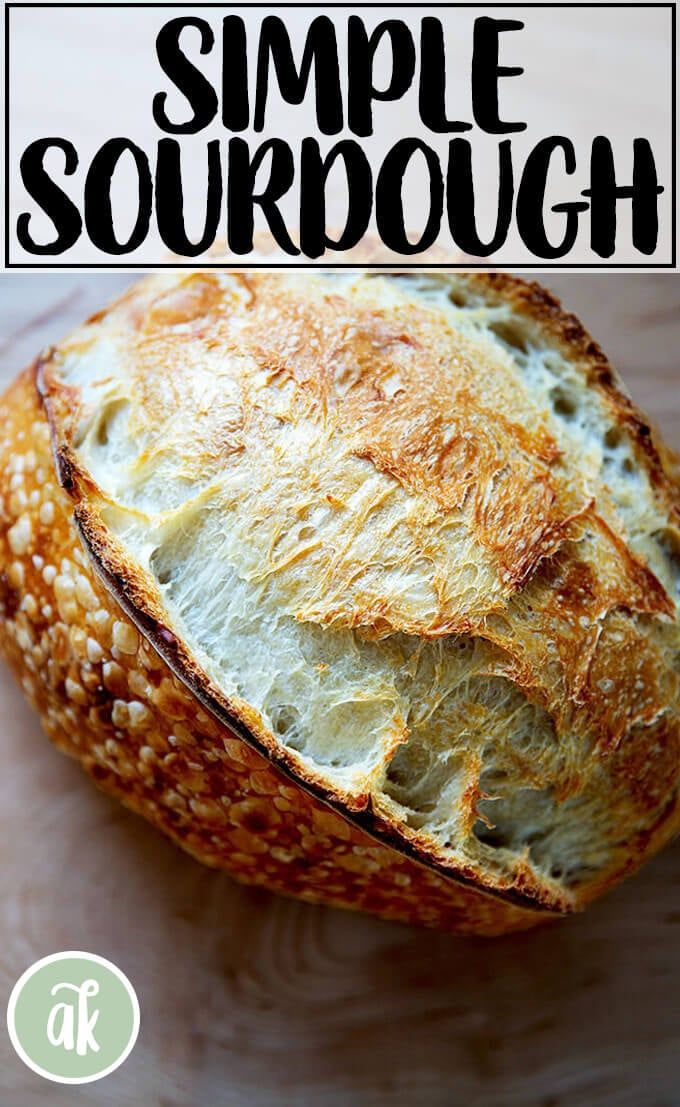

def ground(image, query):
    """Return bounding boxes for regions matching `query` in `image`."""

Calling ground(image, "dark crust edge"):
[459,272,680,517]
[32,270,680,918]
[71,502,563,916]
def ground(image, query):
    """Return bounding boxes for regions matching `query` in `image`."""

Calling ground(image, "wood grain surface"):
[0,274,678,1107]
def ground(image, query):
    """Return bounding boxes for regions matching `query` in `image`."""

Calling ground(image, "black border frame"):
[3,2,678,270]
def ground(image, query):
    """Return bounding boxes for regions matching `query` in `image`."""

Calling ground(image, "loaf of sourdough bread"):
[1,271,678,934]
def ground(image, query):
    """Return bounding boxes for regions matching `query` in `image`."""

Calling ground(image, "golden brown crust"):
[1,271,679,934]
[459,272,680,519]
[0,368,548,935]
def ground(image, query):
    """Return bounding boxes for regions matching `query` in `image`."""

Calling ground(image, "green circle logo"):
[7,951,139,1084]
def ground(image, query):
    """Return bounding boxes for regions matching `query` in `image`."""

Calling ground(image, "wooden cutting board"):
[0,274,678,1107]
